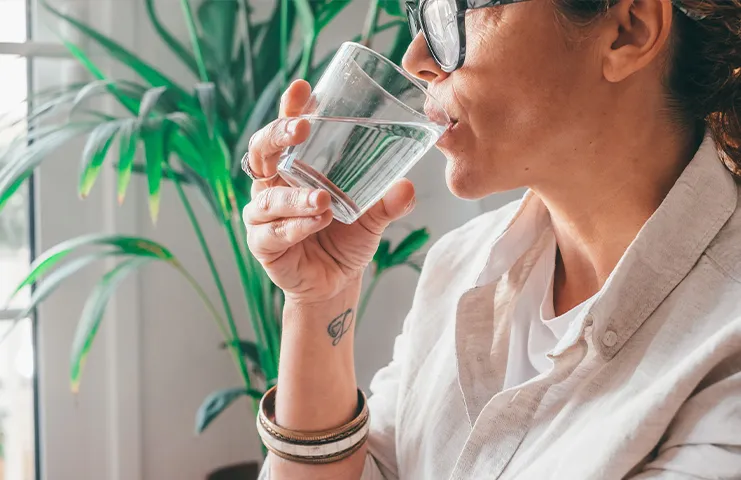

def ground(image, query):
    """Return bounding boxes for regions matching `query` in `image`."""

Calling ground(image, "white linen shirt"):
[259,133,741,479]
[500,200,596,390]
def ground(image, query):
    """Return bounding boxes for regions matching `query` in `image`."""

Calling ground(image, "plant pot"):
[206,461,259,480]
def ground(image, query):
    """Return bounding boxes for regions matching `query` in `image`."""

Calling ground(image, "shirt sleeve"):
[256,323,410,480]
[628,370,741,480]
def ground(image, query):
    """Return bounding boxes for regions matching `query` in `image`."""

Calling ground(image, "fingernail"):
[285,118,301,136]
[309,190,321,208]
[313,215,324,222]
[404,198,416,213]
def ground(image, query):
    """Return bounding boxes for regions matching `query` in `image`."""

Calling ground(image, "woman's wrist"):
[277,279,362,432]
[282,277,363,319]
[282,285,362,352]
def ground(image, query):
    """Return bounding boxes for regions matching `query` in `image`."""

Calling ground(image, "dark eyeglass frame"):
[406,0,530,73]
[405,0,707,73]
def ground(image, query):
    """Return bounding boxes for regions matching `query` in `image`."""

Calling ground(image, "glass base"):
[277,156,362,225]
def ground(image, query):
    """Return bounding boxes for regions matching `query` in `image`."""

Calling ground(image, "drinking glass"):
[277,41,450,224]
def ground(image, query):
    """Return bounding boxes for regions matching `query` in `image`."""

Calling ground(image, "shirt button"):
[602,330,618,347]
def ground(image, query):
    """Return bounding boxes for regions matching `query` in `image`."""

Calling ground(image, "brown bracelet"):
[256,385,370,464]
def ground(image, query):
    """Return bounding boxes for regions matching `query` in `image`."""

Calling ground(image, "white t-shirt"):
[502,225,595,390]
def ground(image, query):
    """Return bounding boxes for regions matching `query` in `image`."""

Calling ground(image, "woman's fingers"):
[246,117,311,179]
[244,187,331,225]
[246,210,334,259]
[280,79,312,118]
[244,79,313,196]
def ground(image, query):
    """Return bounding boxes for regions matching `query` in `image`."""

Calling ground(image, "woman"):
[244,0,741,478]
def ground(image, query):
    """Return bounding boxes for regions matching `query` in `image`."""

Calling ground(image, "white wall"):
[33,1,524,479]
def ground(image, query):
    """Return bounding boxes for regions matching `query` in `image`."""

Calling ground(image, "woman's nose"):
[402,33,448,84]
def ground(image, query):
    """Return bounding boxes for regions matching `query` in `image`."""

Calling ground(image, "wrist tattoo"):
[327,309,354,346]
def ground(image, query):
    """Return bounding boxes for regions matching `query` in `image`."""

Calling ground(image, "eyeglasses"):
[405,0,708,73]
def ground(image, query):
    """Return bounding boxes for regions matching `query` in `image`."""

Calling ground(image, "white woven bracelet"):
[256,414,370,461]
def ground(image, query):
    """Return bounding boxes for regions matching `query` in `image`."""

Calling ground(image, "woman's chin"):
[445,160,521,200]
[445,163,488,200]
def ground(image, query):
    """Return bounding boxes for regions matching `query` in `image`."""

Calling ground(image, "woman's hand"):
[242,79,416,306]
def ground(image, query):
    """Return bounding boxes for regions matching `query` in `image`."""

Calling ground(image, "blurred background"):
[0,0,522,478]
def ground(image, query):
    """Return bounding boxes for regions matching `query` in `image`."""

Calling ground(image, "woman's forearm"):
[269,279,368,479]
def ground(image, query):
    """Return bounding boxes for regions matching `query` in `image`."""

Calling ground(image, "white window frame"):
[0,41,67,58]
[0,4,69,319]
[0,4,66,480]
[0,1,144,479]
[0,310,25,321]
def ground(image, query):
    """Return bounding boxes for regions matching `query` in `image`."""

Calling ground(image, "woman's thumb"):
[359,178,416,233]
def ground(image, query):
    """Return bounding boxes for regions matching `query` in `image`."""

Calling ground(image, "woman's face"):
[403,1,606,200]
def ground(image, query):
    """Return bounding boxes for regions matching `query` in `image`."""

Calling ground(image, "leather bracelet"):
[256,385,370,464]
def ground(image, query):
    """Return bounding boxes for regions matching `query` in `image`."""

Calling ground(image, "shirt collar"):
[473,189,545,288]
[589,133,738,359]
[472,132,738,359]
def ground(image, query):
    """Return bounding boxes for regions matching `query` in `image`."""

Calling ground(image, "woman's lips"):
[436,120,459,147]
[423,100,453,127]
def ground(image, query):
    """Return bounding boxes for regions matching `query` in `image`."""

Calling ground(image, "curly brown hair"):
[554,0,741,177]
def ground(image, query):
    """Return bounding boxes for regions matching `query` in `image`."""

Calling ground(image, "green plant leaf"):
[144,0,199,75]
[79,120,124,197]
[373,239,391,272]
[70,257,151,393]
[68,80,124,118]
[129,162,189,184]
[391,228,430,265]
[385,17,413,65]
[117,120,139,204]
[197,0,239,68]
[389,228,430,266]
[316,0,353,29]
[405,261,422,274]
[179,0,210,82]
[0,81,89,130]
[292,0,316,79]
[174,160,222,219]
[13,83,99,128]
[235,71,283,162]
[58,40,141,115]
[14,252,117,319]
[379,0,404,17]
[9,234,175,301]
[220,339,261,368]
[0,171,30,211]
[252,1,295,94]
[306,47,338,86]
[1,251,135,346]
[195,387,263,434]
[138,86,168,121]
[195,83,216,139]
[0,123,98,205]
[231,42,247,86]
[44,1,196,111]
[143,128,166,223]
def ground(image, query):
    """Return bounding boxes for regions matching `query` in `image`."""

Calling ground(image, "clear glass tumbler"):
[277,41,450,224]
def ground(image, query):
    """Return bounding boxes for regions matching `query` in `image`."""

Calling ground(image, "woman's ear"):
[599,0,674,83]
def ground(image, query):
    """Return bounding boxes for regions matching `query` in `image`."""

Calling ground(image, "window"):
[0,1,58,479]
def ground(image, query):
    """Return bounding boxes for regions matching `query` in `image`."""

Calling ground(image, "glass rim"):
[339,41,451,125]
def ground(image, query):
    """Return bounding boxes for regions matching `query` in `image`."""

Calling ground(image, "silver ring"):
[241,152,279,182]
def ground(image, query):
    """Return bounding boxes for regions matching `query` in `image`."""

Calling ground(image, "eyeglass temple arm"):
[465,0,706,20]
[466,0,530,7]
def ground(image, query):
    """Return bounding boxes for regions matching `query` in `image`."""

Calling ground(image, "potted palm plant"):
[0,0,430,475]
